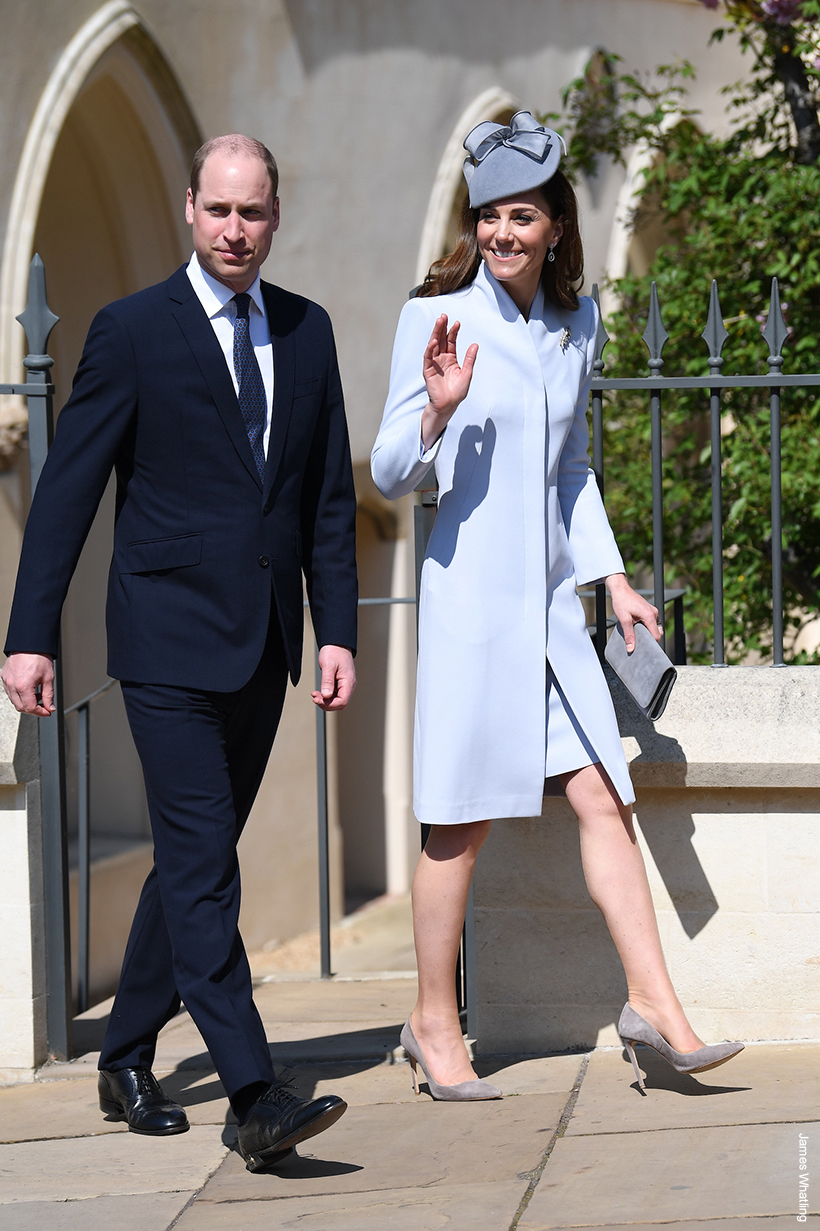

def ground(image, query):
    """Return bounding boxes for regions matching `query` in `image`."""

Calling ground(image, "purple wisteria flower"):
[697,0,815,22]
[760,0,804,24]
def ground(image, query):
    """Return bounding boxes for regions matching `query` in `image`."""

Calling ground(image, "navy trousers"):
[99,618,289,1100]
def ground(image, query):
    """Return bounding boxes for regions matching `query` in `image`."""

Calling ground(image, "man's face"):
[186,151,279,292]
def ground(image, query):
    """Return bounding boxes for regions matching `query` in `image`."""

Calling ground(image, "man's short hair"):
[190,135,279,201]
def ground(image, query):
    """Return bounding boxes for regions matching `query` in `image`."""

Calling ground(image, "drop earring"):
[547,242,556,263]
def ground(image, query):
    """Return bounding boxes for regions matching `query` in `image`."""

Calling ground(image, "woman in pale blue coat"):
[371,113,743,1097]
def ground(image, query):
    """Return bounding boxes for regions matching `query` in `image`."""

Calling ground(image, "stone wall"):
[0,705,45,1081]
[473,667,820,1054]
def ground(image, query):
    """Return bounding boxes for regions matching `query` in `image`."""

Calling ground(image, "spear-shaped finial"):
[591,283,610,375]
[642,282,668,377]
[701,280,728,377]
[762,277,788,375]
[16,254,59,361]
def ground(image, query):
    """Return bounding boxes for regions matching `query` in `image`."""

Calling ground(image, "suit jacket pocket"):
[120,532,203,574]
[293,377,322,398]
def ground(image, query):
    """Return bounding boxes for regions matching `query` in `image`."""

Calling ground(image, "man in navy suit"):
[1,134,357,1170]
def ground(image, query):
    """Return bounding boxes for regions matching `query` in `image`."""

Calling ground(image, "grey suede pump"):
[618,1002,744,1091]
[400,1018,502,1101]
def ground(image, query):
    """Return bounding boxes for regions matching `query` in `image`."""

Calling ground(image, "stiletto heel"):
[622,1037,645,1091]
[618,1003,744,1090]
[400,1018,502,1101]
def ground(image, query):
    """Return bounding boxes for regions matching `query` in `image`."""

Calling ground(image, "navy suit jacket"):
[5,265,358,691]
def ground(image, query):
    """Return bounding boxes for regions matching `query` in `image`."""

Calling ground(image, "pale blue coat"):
[371,262,634,823]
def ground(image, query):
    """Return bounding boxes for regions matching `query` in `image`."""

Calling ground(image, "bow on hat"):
[462,111,567,208]
[464,111,558,166]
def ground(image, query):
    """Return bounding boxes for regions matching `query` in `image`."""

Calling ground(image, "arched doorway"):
[415,87,520,286]
[1,7,200,999]
[605,120,702,291]
[38,33,199,937]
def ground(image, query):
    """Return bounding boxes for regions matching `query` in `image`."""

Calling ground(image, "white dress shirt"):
[186,253,274,457]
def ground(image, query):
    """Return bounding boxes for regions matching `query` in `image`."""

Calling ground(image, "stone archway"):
[31,26,199,415]
[0,2,198,415]
[0,3,201,1001]
[414,87,520,286]
[36,26,201,880]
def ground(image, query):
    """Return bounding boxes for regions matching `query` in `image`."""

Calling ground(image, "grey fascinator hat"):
[462,111,566,209]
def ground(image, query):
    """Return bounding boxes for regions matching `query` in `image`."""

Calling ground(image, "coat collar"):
[474,260,549,328]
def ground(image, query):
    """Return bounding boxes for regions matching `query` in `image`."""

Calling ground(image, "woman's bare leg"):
[409,820,492,1084]
[562,763,704,1053]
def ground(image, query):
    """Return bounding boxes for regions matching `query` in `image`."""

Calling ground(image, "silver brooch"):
[559,327,572,353]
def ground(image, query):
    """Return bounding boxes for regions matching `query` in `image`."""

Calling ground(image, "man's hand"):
[311,645,356,712]
[605,573,661,652]
[1,652,56,716]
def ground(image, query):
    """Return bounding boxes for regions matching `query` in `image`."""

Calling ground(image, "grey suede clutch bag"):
[604,621,677,720]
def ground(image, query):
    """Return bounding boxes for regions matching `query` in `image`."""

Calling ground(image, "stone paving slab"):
[266,1020,405,1063]
[173,1180,525,1229]
[0,1192,196,1230]
[284,1052,581,1107]
[476,1053,582,1097]
[2,1053,581,1146]
[201,1096,566,1201]
[0,1071,233,1142]
[519,1120,816,1229]
[0,1077,129,1142]
[152,1015,406,1067]
[252,977,416,1021]
[6,972,812,1231]
[0,1125,228,1203]
[249,894,416,977]
[287,1060,418,1106]
[41,1019,408,1079]
[552,1222,812,1231]
[566,1042,820,1135]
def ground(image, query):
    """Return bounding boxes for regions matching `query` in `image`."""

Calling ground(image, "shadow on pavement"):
[625,1046,752,1096]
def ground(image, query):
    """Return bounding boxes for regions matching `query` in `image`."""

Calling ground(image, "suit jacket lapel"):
[167,267,262,489]
[262,281,295,500]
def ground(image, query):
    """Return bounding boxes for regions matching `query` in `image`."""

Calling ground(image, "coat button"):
[258,555,270,568]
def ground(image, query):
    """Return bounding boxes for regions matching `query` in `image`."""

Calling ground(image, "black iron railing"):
[64,677,118,1014]
[589,278,820,668]
[0,256,71,1060]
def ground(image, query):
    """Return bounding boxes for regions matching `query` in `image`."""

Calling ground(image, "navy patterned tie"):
[232,292,266,480]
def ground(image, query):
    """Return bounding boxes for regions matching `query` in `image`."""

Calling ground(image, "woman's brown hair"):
[417,169,584,312]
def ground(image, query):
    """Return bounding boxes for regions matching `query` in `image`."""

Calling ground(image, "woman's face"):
[476,189,563,298]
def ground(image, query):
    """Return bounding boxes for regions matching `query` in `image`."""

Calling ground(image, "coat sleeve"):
[299,313,359,653]
[4,306,139,658]
[371,297,441,500]
[557,297,625,586]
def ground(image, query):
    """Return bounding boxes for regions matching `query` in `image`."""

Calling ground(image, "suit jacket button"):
[258,555,270,568]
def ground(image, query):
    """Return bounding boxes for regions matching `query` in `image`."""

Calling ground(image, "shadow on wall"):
[609,670,719,939]
[472,678,721,1052]
[281,0,636,67]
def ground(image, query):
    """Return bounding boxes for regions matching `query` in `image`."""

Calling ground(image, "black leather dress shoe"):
[98,1067,189,1135]
[237,1082,347,1172]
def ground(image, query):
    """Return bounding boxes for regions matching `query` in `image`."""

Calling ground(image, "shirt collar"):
[186,252,266,319]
